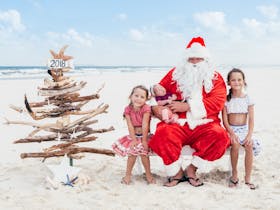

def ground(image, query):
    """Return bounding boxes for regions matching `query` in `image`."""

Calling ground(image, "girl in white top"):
[222,68,260,190]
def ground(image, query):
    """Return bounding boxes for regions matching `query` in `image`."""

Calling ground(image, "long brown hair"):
[128,85,149,105]
[226,68,247,101]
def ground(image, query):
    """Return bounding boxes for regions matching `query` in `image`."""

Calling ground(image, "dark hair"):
[129,85,149,103]
[226,68,247,101]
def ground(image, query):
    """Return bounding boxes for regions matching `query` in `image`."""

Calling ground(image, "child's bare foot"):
[146,176,156,184]
[121,176,131,185]
[245,182,257,190]
[229,177,239,188]
[245,176,257,190]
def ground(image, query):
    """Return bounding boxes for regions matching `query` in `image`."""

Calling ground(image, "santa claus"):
[149,37,230,187]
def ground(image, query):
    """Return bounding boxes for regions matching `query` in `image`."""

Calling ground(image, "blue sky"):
[0,0,280,66]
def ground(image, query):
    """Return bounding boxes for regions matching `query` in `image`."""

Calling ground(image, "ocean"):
[0,66,169,80]
[0,65,278,80]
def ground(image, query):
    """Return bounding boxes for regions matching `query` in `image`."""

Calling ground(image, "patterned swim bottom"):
[230,125,261,156]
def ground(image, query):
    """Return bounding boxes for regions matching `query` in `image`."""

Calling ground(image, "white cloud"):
[257,5,278,19]
[243,18,262,28]
[266,21,280,34]
[129,29,144,41]
[47,29,94,47]
[193,11,227,32]
[0,10,25,32]
[117,13,127,21]
[242,18,266,36]
[1,7,280,66]
[65,29,93,47]
[28,0,42,9]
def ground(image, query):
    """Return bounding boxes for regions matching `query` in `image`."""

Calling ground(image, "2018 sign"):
[48,59,68,69]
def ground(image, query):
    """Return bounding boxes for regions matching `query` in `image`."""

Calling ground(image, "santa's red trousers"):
[149,122,230,165]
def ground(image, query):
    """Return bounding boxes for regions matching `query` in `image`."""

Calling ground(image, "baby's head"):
[153,84,166,96]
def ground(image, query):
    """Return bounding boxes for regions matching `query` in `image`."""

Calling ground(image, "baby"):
[151,84,179,123]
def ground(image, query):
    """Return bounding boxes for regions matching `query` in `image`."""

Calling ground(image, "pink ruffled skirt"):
[112,134,153,157]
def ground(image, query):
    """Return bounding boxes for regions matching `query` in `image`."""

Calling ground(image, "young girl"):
[112,85,155,185]
[222,68,261,190]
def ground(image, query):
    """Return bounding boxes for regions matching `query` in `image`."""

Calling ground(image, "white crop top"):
[225,95,254,114]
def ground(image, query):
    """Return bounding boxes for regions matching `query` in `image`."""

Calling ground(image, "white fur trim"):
[188,91,206,119]
[186,88,213,129]
[181,146,195,170]
[186,43,210,58]
[177,119,187,126]
[191,155,208,170]
[187,114,213,129]
[164,157,182,176]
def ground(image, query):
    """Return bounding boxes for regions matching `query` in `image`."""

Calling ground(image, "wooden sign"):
[47,59,73,69]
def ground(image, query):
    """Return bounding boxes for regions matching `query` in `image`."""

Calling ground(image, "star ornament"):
[46,155,81,184]
[49,45,73,61]
[48,45,74,72]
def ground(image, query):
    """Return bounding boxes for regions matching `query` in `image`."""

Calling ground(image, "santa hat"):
[185,36,210,58]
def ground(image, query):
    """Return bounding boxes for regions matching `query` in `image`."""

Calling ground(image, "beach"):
[0,67,279,210]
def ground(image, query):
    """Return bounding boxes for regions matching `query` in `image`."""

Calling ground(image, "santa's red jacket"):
[158,67,225,122]
[149,67,230,174]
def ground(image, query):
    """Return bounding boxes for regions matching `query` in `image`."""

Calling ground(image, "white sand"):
[0,68,279,210]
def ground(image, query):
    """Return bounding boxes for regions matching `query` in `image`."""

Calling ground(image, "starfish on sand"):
[46,155,81,186]
[62,174,79,187]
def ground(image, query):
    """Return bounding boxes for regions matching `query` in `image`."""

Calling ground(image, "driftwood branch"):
[13,126,114,143]
[25,93,99,108]
[28,119,99,136]
[43,136,98,152]
[14,133,68,143]
[38,81,87,97]
[48,93,80,101]
[24,95,106,120]
[4,118,60,129]
[20,147,115,159]
[42,77,74,89]
[75,126,115,138]
[39,80,76,91]
[6,116,101,138]
[9,104,25,113]
[64,104,109,129]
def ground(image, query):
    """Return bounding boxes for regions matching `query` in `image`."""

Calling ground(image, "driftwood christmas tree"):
[5,45,115,160]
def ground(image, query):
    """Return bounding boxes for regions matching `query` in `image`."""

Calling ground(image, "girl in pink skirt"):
[112,85,155,185]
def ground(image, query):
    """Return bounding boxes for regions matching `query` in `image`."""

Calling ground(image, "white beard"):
[173,59,215,99]
[173,59,215,129]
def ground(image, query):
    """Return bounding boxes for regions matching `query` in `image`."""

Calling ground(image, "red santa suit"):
[148,37,230,176]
